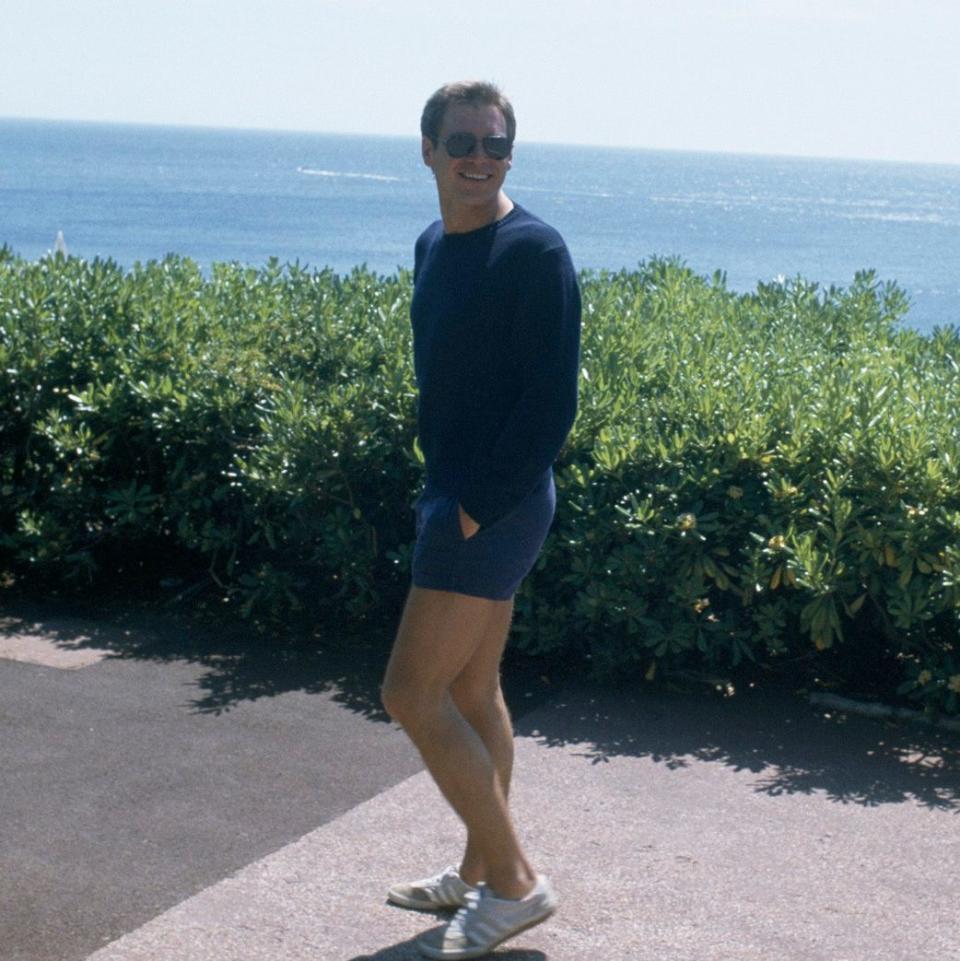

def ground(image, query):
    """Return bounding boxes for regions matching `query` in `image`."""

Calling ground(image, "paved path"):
[3,602,959,960]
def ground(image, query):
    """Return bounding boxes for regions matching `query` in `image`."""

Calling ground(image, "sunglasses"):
[440,132,512,160]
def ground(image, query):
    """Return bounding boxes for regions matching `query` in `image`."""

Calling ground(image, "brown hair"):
[420,81,516,146]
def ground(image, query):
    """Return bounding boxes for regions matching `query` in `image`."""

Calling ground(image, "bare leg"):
[382,587,535,900]
[449,598,515,886]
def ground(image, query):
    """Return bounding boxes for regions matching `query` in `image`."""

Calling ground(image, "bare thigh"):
[450,596,514,713]
[382,587,514,708]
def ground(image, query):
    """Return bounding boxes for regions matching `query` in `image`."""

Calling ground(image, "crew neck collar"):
[442,204,521,239]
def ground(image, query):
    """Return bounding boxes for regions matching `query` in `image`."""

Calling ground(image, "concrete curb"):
[809,692,960,733]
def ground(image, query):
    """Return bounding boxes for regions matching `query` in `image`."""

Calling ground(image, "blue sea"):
[2,117,959,333]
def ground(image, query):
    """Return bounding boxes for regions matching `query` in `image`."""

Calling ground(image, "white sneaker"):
[417,875,558,959]
[387,864,478,911]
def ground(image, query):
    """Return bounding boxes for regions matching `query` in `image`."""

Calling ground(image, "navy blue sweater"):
[411,204,581,527]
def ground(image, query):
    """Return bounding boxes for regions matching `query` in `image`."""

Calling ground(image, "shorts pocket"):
[419,496,463,545]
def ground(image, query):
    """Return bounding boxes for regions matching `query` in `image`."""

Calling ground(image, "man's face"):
[422,102,512,215]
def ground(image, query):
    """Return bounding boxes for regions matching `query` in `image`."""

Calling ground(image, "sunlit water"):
[2,118,958,332]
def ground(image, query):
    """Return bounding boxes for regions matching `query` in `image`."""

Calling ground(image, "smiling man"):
[381,80,581,959]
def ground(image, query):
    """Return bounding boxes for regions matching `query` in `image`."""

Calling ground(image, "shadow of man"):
[348,932,547,961]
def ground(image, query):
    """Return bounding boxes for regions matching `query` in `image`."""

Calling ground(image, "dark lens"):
[482,137,511,160]
[444,133,477,158]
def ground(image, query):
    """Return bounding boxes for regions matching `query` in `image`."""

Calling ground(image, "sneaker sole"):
[386,889,467,912]
[417,902,557,959]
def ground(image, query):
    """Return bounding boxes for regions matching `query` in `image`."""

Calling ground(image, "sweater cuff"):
[458,488,513,530]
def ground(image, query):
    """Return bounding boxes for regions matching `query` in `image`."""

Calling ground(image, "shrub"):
[1,253,418,620]
[2,251,958,715]
[517,261,960,717]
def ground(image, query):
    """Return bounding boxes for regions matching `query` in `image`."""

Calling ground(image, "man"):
[380,80,581,959]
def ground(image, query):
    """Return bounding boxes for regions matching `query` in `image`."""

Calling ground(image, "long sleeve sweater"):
[411,204,581,527]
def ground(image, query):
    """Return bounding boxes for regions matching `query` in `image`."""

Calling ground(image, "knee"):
[381,678,432,730]
[450,679,505,727]
[380,679,407,725]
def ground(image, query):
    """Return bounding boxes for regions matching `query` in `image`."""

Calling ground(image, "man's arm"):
[459,244,581,528]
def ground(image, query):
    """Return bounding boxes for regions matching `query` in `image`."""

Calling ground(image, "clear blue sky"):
[2,0,958,165]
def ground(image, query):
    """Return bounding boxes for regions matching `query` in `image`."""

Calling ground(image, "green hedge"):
[2,246,959,715]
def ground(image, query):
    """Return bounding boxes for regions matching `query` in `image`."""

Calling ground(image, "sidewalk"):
[85,684,960,961]
[3,603,959,961]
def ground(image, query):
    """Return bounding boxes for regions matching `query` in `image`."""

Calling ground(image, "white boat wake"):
[296,166,402,182]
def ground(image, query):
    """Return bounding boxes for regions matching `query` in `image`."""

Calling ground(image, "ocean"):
[2,117,959,333]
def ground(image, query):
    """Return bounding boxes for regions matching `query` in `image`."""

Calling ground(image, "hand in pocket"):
[457,503,481,540]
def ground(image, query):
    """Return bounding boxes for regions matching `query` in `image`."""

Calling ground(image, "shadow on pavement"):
[0,595,561,720]
[3,595,958,813]
[515,680,960,812]
[347,938,545,961]
[1,596,395,718]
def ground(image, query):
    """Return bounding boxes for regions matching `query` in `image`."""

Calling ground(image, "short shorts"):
[411,470,556,601]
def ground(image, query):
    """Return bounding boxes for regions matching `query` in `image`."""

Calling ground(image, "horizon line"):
[2,112,959,171]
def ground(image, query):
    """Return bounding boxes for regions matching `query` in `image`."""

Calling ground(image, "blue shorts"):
[411,470,556,601]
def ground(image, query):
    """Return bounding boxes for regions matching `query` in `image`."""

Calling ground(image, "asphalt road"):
[3,597,959,961]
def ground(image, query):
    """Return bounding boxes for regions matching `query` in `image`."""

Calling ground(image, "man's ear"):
[422,136,436,168]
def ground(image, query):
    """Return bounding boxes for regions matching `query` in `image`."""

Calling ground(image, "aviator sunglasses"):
[440,132,512,160]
